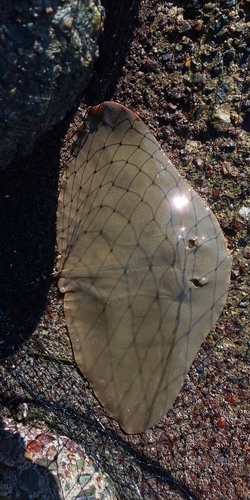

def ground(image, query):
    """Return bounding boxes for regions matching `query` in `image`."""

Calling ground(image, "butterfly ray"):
[56,102,232,434]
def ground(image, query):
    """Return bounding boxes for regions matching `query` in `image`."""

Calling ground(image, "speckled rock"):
[0,418,117,499]
[0,0,104,169]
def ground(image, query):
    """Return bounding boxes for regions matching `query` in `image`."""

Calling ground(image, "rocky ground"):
[0,1,249,499]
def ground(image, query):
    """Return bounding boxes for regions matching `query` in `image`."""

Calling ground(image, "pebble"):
[242,247,250,259]
[239,206,250,220]
[212,109,231,124]
[217,82,230,101]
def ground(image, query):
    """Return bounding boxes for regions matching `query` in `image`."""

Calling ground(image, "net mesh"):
[0,1,249,499]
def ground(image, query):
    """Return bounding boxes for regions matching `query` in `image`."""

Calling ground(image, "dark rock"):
[223,48,235,65]
[223,0,236,7]
[204,3,216,13]
[193,74,204,84]
[193,157,204,169]
[184,1,202,19]
[224,140,236,151]
[162,53,172,64]
[0,1,104,169]
[217,82,230,101]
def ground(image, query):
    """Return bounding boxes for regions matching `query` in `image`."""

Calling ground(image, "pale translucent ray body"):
[57,102,232,434]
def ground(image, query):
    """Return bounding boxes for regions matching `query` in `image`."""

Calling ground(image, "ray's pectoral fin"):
[61,278,176,435]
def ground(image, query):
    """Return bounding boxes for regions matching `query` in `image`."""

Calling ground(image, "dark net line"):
[0,1,249,500]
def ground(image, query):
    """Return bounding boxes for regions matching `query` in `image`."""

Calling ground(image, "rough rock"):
[0,418,117,499]
[0,0,104,169]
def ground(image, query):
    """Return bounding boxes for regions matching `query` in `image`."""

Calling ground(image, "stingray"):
[56,101,232,434]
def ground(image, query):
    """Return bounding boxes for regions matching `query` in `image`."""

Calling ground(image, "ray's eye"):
[187,239,196,249]
[187,238,204,249]
[189,278,207,288]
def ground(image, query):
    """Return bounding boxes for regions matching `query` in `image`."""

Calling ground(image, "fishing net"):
[0,1,249,499]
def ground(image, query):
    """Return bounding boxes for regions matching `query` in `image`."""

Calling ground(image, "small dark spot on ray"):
[188,239,196,249]
[190,279,203,288]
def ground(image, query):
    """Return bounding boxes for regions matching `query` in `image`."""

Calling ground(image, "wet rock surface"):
[0,418,117,499]
[0,0,104,169]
